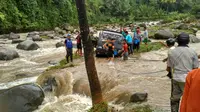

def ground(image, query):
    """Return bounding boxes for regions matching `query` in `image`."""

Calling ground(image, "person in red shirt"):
[121,39,128,60]
[180,68,200,112]
[75,31,82,56]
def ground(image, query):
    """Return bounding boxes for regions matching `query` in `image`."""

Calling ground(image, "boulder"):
[12,39,24,44]
[154,29,174,39]
[27,31,40,37]
[0,34,10,39]
[175,23,189,30]
[17,40,40,50]
[56,41,65,48]
[189,34,200,43]
[47,34,55,39]
[0,83,44,112]
[32,35,42,41]
[39,31,54,36]
[130,93,148,103]
[9,32,20,40]
[0,47,19,60]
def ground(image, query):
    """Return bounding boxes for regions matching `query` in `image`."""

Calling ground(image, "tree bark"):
[75,0,103,105]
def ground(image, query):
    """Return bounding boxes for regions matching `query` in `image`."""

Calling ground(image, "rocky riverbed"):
[0,23,200,111]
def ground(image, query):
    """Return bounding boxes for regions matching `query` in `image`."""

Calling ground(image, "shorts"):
[77,43,82,49]
[107,50,114,58]
[123,52,128,60]
[143,38,148,43]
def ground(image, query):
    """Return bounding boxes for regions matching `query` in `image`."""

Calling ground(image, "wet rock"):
[27,31,40,37]
[17,40,40,50]
[47,34,55,39]
[154,29,174,39]
[12,39,24,44]
[15,73,32,79]
[192,28,198,33]
[175,23,189,30]
[0,47,19,60]
[0,34,10,39]
[9,32,20,40]
[130,93,148,103]
[189,34,200,43]
[48,60,59,65]
[32,35,42,41]
[0,83,44,112]
[56,41,65,48]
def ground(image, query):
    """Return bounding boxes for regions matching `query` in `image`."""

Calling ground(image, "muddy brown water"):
[0,32,200,112]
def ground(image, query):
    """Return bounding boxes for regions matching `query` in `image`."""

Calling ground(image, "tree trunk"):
[75,0,104,105]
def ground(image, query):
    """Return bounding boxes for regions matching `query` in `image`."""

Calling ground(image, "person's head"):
[137,27,140,29]
[123,39,127,44]
[144,27,147,30]
[125,31,129,35]
[111,38,115,43]
[176,32,190,46]
[107,37,111,42]
[123,28,127,31]
[67,34,71,39]
[166,38,175,47]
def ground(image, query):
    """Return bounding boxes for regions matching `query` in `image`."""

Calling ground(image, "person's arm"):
[193,54,199,69]
[103,43,108,49]
[166,54,173,72]
[180,72,191,112]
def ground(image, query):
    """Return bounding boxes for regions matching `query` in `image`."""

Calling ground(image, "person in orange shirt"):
[180,69,200,112]
[121,39,128,60]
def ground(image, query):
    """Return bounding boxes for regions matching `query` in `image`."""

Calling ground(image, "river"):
[0,31,200,112]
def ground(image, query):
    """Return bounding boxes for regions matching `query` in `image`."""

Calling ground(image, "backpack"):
[65,39,73,49]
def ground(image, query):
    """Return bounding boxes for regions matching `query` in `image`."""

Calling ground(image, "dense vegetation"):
[0,0,200,34]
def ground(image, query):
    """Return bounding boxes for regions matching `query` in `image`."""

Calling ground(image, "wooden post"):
[75,0,103,105]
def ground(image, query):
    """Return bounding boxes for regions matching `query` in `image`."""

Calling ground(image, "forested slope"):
[0,0,199,33]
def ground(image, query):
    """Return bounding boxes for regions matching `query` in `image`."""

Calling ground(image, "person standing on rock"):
[125,31,133,55]
[167,33,199,112]
[75,31,82,56]
[143,27,149,50]
[64,34,73,63]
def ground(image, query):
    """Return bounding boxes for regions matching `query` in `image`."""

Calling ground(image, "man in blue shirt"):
[125,31,133,54]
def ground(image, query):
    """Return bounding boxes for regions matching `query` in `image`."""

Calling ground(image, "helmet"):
[166,38,175,47]
[177,32,190,45]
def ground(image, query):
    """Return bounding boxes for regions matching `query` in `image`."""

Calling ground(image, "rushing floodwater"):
[0,31,200,112]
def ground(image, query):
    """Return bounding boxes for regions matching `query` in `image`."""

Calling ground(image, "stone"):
[130,93,148,103]
[32,35,42,41]
[16,40,40,50]
[175,23,189,30]
[0,47,19,60]
[56,41,65,48]
[154,29,175,39]
[0,34,10,39]
[12,39,24,44]
[189,34,200,43]
[9,32,20,40]
[48,60,59,65]
[27,31,40,37]
[0,83,44,112]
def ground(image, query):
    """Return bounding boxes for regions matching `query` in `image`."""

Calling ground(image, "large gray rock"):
[0,47,19,60]
[189,34,200,43]
[27,31,40,37]
[0,83,44,112]
[56,41,65,48]
[12,39,24,44]
[32,35,42,41]
[0,34,10,39]
[175,23,189,30]
[130,93,148,103]
[17,40,40,50]
[9,32,20,40]
[154,29,175,39]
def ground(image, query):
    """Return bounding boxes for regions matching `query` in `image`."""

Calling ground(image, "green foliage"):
[0,0,199,33]
[88,102,108,112]
[132,105,153,112]
[47,55,81,70]
[136,42,165,53]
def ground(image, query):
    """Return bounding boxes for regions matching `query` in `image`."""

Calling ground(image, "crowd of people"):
[63,27,200,112]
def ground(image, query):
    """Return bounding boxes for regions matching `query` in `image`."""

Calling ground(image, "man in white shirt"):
[167,33,199,112]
